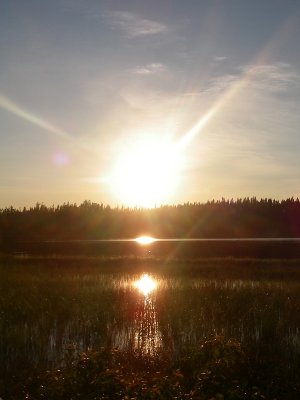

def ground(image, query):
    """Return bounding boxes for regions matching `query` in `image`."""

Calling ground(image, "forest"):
[1,197,300,248]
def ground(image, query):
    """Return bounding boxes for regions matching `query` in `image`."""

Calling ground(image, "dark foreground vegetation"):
[2,197,300,246]
[10,336,300,400]
[1,257,300,399]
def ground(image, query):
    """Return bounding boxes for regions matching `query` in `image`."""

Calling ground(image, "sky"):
[1,0,300,208]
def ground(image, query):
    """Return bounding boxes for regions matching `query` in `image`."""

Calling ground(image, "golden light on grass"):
[135,235,156,245]
[133,274,157,296]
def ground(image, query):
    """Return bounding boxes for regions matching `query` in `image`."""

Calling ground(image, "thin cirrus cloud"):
[172,61,300,171]
[203,62,299,96]
[132,63,166,75]
[240,63,300,92]
[213,56,229,62]
[104,11,167,37]
[180,62,299,99]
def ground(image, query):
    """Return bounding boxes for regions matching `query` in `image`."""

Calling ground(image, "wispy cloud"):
[104,11,167,37]
[132,63,166,75]
[205,74,239,94]
[240,62,300,92]
[213,56,229,62]
[204,62,300,95]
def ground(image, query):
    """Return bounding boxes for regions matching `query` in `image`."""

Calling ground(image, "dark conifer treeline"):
[1,198,300,246]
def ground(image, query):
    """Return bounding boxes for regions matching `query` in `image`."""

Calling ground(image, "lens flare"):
[0,94,70,139]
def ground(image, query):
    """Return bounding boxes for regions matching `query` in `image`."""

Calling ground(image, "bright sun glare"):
[110,137,180,207]
[134,274,157,296]
[135,235,156,245]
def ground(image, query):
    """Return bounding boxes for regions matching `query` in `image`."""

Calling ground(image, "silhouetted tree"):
[1,198,300,251]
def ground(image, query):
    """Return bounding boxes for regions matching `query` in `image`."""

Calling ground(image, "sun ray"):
[176,108,217,150]
[175,10,300,151]
[0,94,71,140]
[105,11,299,207]
[0,93,103,160]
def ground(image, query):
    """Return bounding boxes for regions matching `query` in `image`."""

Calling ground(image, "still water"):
[13,237,300,257]
[1,266,300,378]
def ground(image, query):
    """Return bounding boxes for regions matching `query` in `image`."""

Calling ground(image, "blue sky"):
[1,0,300,207]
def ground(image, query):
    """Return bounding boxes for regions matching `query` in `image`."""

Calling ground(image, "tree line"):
[1,197,300,246]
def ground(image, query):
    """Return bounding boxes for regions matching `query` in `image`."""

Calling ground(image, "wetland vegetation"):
[1,256,300,399]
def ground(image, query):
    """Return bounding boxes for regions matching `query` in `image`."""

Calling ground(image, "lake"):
[9,237,300,258]
[1,257,300,398]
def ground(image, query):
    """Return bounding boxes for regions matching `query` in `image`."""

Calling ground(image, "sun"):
[110,137,180,207]
[135,235,156,244]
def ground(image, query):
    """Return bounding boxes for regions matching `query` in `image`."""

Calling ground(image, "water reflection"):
[3,270,300,379]
[134,236,156,245]
[132,274,162,357]
[133,274,157,296]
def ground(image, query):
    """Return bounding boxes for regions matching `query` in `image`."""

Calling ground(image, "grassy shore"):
[1,256,300,399]
[2,253,300,279]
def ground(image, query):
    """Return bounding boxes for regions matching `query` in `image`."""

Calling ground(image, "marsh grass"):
[1,256,300,398]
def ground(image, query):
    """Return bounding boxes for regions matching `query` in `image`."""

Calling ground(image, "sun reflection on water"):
[133,274,157,296]
[132,274,162,357]
[133,296,162,357]
[135,236,156,245]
